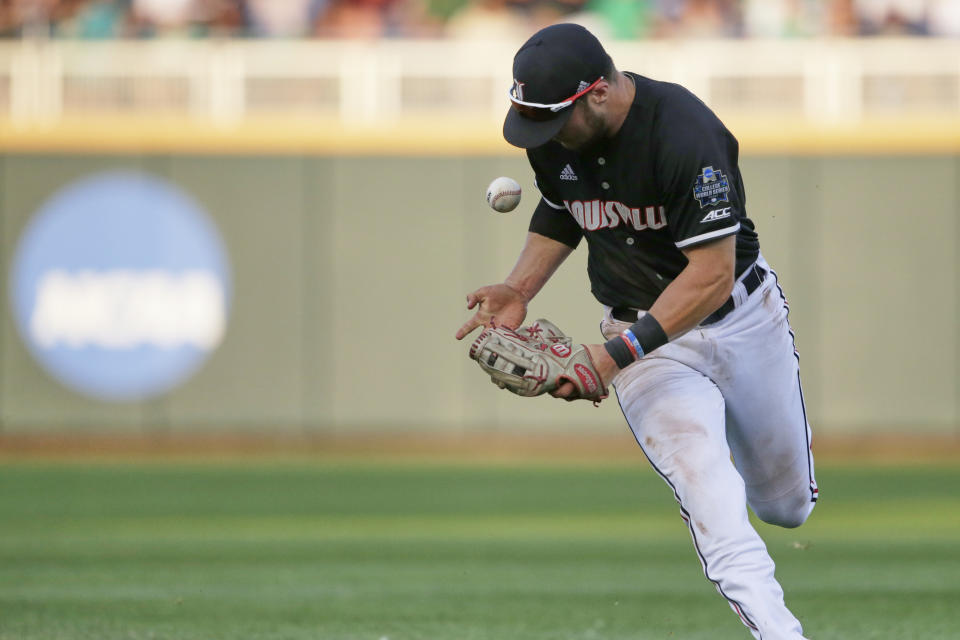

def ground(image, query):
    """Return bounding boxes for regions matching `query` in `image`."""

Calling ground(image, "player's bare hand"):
[549,344,618,402]
[455,284,528,340]
[549,379,581,401]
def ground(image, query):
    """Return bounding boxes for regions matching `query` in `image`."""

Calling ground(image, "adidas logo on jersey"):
[560,164,578,181]
[700,207,732,223]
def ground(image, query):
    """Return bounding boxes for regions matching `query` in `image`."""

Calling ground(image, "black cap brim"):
[503,105,574,149]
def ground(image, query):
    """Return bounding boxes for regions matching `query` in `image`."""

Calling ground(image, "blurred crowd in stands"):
[1,0,958,40]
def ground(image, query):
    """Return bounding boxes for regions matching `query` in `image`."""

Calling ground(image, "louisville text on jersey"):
[562,199,667,232]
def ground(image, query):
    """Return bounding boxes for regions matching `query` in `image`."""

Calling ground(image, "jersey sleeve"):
[529,196,582,248]
[526,153,583,248]
[654,88,745,250]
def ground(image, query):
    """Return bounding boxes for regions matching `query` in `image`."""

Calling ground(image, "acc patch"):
[692,166,730,209]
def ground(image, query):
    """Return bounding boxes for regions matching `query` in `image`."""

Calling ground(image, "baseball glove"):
[468,319,608,402]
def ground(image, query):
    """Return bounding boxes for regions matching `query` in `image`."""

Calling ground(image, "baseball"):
[485,176,522,213]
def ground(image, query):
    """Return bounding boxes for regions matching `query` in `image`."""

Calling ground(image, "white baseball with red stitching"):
[485,177,522,213]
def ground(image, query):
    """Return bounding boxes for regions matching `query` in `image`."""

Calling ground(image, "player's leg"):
[708,267,818,529]
[611,355,807,640]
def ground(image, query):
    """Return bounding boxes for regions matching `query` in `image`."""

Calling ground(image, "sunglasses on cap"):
[508,77,604,121]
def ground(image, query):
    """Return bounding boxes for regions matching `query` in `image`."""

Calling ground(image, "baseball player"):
[456,24,818,640]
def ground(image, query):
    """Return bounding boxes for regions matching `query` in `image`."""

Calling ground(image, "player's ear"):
[588,81,609,106]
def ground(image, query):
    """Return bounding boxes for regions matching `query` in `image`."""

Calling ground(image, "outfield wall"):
[0,152,957,435]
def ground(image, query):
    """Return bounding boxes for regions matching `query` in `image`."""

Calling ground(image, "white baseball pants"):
[602,257,818,640]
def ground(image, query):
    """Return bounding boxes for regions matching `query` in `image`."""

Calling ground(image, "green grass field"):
[2,458,958,639]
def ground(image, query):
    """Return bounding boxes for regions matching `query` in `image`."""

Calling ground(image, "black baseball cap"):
[503,23,612,149]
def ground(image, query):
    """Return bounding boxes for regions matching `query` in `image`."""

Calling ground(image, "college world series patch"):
[692,166,730,209]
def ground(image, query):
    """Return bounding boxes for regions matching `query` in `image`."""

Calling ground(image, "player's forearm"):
[602,236,735,371]
[600,266,728,372]
[503,232,574,301]
[647,234,737,338]
[647,263,734,338]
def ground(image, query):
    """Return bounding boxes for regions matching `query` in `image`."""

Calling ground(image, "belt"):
[611,263,767,326]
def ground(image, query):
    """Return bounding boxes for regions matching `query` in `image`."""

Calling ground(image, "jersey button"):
[626,237,635,245]
[601,181,610,189]
[597,157,606,165]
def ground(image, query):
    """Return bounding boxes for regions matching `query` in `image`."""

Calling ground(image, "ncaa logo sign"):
[9,171,232,402]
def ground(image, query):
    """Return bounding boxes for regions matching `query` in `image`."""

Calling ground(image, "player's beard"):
[555,101,607,151]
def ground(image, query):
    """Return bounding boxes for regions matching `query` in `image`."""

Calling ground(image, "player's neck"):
[605,72,636,138]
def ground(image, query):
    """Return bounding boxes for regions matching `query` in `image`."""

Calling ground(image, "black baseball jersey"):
[527,72,760,310]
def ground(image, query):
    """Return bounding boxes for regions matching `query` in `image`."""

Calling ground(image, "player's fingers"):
[465,287,489,310]
[550,381,579,400]
[455,315,482,340]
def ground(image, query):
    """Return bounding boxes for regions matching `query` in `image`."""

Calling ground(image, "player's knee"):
[752,492,813,529]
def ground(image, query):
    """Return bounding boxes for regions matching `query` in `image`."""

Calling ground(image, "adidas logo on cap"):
[560,164,578,181]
